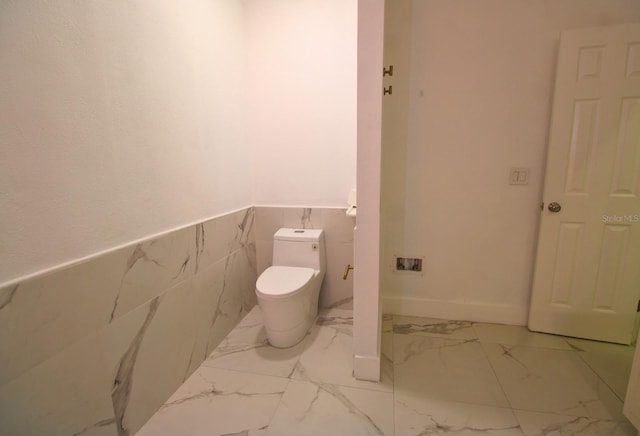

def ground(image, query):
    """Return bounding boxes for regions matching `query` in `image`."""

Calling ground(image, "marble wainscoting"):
[254,206,355,309]
[0,208,257,436]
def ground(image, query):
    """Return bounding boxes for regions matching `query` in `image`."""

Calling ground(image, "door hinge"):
[637,299,640,312]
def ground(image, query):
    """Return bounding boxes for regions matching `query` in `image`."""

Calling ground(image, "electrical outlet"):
[394,256,424,273]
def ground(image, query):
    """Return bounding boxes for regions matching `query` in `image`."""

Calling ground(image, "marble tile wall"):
[0,207,257,436]
[254,207,355,309]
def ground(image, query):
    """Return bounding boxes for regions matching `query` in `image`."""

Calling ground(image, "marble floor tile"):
[140,311,639,436]
[292,309,393,392]
[394,392,523,435]
[266,380,394,436]
[394,334,510,408]
[392,316,477,340]
[473,323,573,350]
[201,306,306,378]
[482,343,625,420]
[565,337,635,400]
[513,410,636,436]
[137,367,289,436]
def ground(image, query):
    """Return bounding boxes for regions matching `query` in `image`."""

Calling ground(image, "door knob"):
[548,202,562,213]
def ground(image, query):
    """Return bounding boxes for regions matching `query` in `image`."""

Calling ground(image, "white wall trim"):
[383,295,528,326]
[353,354,381,382]
[252,204,349,210]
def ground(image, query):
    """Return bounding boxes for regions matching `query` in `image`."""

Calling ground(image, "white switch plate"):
[509,167,529,185]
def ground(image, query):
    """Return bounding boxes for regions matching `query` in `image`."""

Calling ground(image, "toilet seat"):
[256,266,314,298]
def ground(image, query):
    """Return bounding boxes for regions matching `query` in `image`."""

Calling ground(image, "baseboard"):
[353,354,380,382]
[382,295,528,326]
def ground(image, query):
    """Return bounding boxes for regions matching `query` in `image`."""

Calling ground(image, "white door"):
[528,23,640,345]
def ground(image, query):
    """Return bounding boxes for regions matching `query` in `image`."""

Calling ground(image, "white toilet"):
[256,228,326,348]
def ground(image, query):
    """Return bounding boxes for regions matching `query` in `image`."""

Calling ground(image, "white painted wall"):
[0,1,251,284]
[246,0,357,207]
[381,0,640,324]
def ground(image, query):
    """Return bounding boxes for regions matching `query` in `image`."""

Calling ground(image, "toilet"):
[256,228,326,348]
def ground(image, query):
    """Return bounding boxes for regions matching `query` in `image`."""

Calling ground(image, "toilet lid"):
[256,266,314,296]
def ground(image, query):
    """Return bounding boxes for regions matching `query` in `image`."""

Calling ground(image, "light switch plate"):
[509,167,530,185]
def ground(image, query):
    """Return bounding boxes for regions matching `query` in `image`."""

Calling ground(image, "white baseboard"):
[353,354,380,382]
[382,296,528,326]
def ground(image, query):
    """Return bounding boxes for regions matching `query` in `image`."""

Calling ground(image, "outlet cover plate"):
[509,167,530,185]
[393,255,425,275]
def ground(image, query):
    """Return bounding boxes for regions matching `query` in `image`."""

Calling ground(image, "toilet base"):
[264,318,314,348]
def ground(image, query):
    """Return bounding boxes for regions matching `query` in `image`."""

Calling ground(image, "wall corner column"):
[353,0,385,382]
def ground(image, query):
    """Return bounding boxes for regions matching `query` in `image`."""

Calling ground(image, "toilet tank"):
[273,228,326,272]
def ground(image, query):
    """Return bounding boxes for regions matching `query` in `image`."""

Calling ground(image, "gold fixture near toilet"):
[343,264,354,280]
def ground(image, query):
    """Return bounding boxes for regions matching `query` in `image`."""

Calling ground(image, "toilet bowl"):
[256,228,326,348]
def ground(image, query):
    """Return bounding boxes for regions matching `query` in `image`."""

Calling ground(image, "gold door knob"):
[548,202,562,213]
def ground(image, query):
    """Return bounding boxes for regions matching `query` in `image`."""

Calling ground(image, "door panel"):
[593,225,629,310]
[550,222,583,306]
[627,44,640,77]
[612,98,640,195]
[567,99,599,193]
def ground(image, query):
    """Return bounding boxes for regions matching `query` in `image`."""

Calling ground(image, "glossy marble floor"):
[137,307,636,435]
